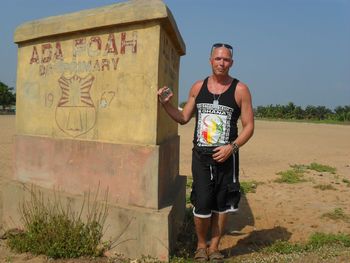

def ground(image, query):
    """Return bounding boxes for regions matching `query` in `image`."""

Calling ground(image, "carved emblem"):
[55,74,96,138]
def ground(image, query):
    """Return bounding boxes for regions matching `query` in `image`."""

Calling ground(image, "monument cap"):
[14,0,185,55]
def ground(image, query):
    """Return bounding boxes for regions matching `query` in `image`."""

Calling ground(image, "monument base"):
[0,176,186,261]
[14,134,180,210]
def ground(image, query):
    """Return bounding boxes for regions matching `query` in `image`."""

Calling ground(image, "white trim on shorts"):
[212,206,239,214]
[194,206,239,218]
[192,207,212,218]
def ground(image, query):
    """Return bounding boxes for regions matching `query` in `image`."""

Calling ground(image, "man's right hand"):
[158,86,173,104]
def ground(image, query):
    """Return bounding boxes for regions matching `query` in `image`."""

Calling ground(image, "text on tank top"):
[193,77,241,146]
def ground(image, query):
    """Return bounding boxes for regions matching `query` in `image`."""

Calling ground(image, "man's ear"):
[209,57,213,65]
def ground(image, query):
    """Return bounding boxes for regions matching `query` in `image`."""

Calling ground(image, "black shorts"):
[190,146,241,218]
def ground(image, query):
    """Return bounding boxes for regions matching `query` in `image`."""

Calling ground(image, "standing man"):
[158,43,254,261]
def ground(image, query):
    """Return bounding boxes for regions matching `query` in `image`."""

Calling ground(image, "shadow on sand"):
[174,185,292,259]
[223,194,292,257]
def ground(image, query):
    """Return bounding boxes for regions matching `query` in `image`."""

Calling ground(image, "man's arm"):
[212,82,254,162]
[158,81,202,125]
[234,82,254,147]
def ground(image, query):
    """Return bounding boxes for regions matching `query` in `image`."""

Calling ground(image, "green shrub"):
[321,208,350,223]
[289,164,308,173]
[264,232,350,255]
[186,177,193,189]
[240,180,262,194]
[275,163,338,185]
[342,178,350,187]
[185,177,193,205]
[275,169,306,184]
[7,187,108,259]
[307,232,350,249]
[263,239,304,254]
[307,162,336,174]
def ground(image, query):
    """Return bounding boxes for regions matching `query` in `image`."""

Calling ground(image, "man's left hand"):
[212,144,233,163]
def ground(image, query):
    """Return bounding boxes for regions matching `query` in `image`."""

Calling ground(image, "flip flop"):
[208,250,224,262]
[194,247,208,261]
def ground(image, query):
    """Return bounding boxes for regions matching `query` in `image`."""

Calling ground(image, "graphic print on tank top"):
[196,103,233,146]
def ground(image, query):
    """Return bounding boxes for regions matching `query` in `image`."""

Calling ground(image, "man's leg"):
[208,212,227,252]
[194,216,211,249]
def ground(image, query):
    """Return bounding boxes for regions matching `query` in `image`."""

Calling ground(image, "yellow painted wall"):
[157,28,180,143]
[16,22,176,145]
[15,0,185,144]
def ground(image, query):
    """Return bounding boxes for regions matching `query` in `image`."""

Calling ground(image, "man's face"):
[210,47,233,76]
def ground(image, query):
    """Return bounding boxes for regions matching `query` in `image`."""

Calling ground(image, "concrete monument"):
[1,0,186,260]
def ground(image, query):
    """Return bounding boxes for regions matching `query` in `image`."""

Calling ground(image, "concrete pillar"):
[4,0,186,260]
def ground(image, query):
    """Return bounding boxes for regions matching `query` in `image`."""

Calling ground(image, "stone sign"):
[2,0,186,260]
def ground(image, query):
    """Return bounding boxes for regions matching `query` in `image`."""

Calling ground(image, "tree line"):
[1,81,349,122]
[179,101,350,122]
[0,81,16,112]
[255,102,350,122]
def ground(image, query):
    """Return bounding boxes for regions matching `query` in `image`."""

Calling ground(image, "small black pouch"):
[193,146,217,165]
[226,182,241,208]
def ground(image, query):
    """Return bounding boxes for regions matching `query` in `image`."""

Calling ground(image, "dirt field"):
[1,115,350,262]
[179,119,350,253]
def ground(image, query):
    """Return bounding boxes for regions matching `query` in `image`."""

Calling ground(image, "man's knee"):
[192,196,214,218]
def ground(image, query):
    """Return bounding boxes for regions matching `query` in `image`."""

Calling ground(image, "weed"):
[307,162,336,174]
[185,177,193,205]
[321,208,350,222]
[313,184,336,191]
[185,195,191,205]
[7,186,109,259]
[263,232,350,255]
[289,164,308,173]
[262,239,304,254]
[172,207,196,261]
[275,169,306,184]
[275,162,338,183]
[343,178,350,187]
[170,256,195,262]
[186,177,193,189]
[139,255,163,262]
[240,180,262,194]
[5,256,13,263]
[307,232,350,249]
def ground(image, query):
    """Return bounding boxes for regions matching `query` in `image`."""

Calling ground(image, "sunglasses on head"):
[212,43,233,50]
[211,43,233,56]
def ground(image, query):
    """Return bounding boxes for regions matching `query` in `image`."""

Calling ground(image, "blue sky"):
[1,0,349,109]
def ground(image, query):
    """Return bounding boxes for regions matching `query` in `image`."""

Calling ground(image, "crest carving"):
[55,74,96,138]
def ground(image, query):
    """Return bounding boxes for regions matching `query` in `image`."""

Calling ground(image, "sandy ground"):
[1,115,350,262]
[179,119,350,253]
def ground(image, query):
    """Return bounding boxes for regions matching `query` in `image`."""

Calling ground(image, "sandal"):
[208,250,224,262]
[194,247,208,261]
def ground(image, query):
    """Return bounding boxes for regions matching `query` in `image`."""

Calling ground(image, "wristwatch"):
[230,141,239,154]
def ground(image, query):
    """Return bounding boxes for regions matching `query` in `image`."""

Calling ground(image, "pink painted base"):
[15,135,179,209]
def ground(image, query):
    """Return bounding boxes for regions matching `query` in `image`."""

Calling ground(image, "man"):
[158,43,254,261]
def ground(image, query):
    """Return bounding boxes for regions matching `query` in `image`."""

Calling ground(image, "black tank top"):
[193,77,241,146]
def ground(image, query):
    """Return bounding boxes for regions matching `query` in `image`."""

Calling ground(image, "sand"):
[179,119,350,252]
[1,115,350,261]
